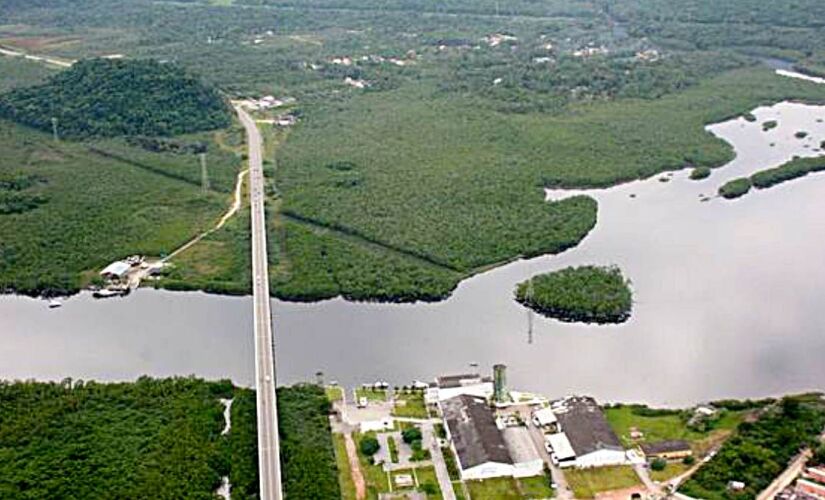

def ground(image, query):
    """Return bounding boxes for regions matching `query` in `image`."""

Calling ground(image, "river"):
[2,96,824,406]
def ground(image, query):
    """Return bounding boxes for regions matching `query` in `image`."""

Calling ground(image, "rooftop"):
[553,396,623,456]
[546,432,576,460]
[436,373,490,389]
[640,440,692,455]
[442,394,512,469]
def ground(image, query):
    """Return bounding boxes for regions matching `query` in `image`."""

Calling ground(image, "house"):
[532,406,558,432]
[805,466,825,485]
[798,479,825,499]
[640,440,693,461]
[553,396,626,468]
[100,261,131,280]
[425,373,493,404]
[441,394,513,480]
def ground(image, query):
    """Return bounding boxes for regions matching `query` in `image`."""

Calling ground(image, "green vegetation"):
[680,396,825,500]
[0,120,234,296]
[387,436,399,463]
[332,434,358,500]
[605,404,746,453]
[415,466,444,499]
[354,431,392,497]
[718,177,752,199]
[690,166,712,180]
[519,474,555,499]
[515,265,632,324]
[393,391,428,418]
[326,385,344,403]
[750,155,825,189]
[716,156,825,201]
[651,457,667,471]
[763,120,779,131]
[466,477,522,500]
[795,130,809,139]
[360,435,380,457]
[565,466,641,499]
[355,387,388,402]
[649,461,691,482]
[3,0,825,300]
[0,57,57,92]
[0,377,233,499]
[0,59,230,139]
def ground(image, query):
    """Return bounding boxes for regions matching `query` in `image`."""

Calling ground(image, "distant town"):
[326,365,825,499]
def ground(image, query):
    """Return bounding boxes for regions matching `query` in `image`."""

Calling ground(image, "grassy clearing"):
[466,477,522,500]
[0,56,57,92]
[605,405,746,456]
[332,433,359,500]
[354,431,391,499]
[356,388,388,402]
[649,461,691,482]
[564,466,641,499]
[415,466,444,499]
[326,386,344,403]
[519,474,555,499]
[0,120,228,296]
[393,392,429,419]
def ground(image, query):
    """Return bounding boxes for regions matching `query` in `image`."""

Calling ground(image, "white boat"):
[93,289,121,299]
[48,299,62,309]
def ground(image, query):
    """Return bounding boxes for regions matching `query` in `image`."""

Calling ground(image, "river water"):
[2,98,825,406]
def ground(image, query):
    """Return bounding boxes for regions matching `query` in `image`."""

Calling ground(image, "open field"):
[0,120,234,296]
[564,466,641,499]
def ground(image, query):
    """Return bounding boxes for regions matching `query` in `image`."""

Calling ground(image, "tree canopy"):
[0,58,231,139]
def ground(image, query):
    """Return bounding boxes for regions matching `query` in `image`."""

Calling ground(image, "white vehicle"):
[550,453,559,466]
[545,441,553,454]
[357,397,368,408]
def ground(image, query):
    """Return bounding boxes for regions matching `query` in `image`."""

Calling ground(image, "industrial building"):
[552,396,627,468]
[425,373,493,404]
[640,440,693,461]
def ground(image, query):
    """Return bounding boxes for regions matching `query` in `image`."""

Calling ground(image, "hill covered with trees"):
[0,58,231,139]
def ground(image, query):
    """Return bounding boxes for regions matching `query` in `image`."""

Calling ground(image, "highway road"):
[237,106,283,500]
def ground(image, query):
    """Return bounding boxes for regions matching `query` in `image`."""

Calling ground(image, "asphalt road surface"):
[237,106,283,500]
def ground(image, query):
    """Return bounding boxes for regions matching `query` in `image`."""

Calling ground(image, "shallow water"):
[2,100,825,406]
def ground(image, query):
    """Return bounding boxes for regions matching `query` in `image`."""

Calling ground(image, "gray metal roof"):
[442,395,513,469]
[554,396,623,456]
[640,440,691,455]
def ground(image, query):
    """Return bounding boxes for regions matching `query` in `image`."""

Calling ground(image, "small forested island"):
[0,58,231,138]
[690,166,712,180]
[719,156,825,200]
[515,265,632,324]
[718,177,753,199]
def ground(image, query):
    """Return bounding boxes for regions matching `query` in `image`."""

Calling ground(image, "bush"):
[360,436,380,456]
[690,166,712,180]
[718,177,752,199]
[762,120,779,131]
[402,427,423,444]
[683,455,696,466]
[651,458,667,471]
[812,444,825,466]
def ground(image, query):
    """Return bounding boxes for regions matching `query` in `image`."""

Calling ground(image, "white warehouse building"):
[551,396,627,468]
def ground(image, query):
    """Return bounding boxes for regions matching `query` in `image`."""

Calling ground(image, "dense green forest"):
[515,265,632,324]
[0,378,340,499]
[1,0,825,300]
[0,59,231,139]
[680,396,825,499]
[0,377,234,499]
[224,384,341,499]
